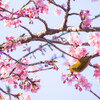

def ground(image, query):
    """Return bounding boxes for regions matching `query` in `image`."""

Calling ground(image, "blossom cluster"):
[16,0,48,19]
[1,0,48,28]
[62,73,92,91]
[22,93,31,100]
[79,10,92,29]
[45,60,58,71]
[5,36,21,52]
[67,34,82,45]
[0,0,21,28]
[4,19,22,28]
[66,33,88,64]
[93,64,100,83]
[66,46,87,63]
[0,56,40,93]
[88,32,100,55]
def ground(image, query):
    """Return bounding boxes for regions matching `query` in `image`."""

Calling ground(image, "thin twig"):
[20,25,36,38]
[90,90,100,99]
[20,44,47,59]
[28,67,54,73]
[0,87,19,99]
[37,17,48,30]
[68,13,79,16]
[47,0,66,11]
[61,0,71,28]
[92,13,100,20]
[2,52,51,66]
[42,38,79,60]
[0,7,14,15]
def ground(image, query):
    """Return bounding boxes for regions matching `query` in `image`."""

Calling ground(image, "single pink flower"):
[22,93,31,100]
[4,0,9,9]
[54,8,61,16]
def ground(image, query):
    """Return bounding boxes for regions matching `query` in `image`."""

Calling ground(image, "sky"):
[0,0,100,100]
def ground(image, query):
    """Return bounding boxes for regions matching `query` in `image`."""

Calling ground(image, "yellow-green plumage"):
[69,55,93,72]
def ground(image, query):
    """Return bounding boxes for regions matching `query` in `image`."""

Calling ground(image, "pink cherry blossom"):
[20,71,28,80]
[75,83,82,91]
[84,83,92,91]
[5,97,10,100]
[75,47,87,58]
[82,17,92,28]
[22,93,31,100]
[61,4,66,8]
[4,0,9,9]
[88,32,100,41]
[66,47,75,55]
[5,36,21,52]
[35,0,48,14]
[26,7,39,18]
[62,73,92,91]
[88,32,100,54]
[77,73,92,91]
[40,4,48,14]
[0,1,2,6]
[79,10,92,28]
[4,19,21,28]
[66,46,87,64]
[4,20,13,27]
[35,0,44,8]
[94,65,100,83]
[13,19,21,28]
[67,34,82,45]
[54,8,61,16]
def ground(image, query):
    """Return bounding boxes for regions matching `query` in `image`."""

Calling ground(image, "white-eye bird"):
[68,53,98,72]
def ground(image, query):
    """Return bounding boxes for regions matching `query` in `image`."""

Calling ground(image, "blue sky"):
[0,0,100,100]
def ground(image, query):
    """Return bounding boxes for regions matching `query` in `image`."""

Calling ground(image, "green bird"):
[69,54,98,72]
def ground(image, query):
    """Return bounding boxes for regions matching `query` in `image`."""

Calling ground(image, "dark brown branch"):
[37,17,48,30]
[20,44,47,59]
[92,13,100,20]
[66,26,100,32]
[42,38,79,60]
[0,7,14,15]
[89,63,99,69]
[68,13,79,16]
[0,87,19,99]
[26,77,36,86]
[19,41,90,59]
[28,67,54,73]
[20,0,31,9]
[61,0,71,28]
[90,90,100,99]
[2,52,52,66]
[20,25,35,38]
[47,0,66,11]
[0,26,100,52]
[15,0,32,14]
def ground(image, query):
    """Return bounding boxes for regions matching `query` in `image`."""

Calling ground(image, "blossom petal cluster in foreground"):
[62,73,92,91]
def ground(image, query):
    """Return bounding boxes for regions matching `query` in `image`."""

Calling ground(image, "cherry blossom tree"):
[0,0,100,100]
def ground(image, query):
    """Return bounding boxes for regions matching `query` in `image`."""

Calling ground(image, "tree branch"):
[42,38,79,60]
[2,52,54,66]
[61,0,71,28]
[20,25,35,38]
[0,87,19,99]
[92,13,100,20]
[37,17,48,30]
[28,67,54,73]
[0,26,100,52]
[90,90,100,99]
[47,0,66,11]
